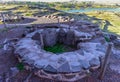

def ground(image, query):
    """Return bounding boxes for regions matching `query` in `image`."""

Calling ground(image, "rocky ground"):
[0,27,120,82]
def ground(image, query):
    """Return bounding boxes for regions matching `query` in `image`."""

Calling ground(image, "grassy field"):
[47,2,120,10]
[86,12,120,35]
[55,11,120,35]
[0,4,18,10]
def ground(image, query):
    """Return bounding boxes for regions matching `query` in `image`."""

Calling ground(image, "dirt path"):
[0,16,61,30]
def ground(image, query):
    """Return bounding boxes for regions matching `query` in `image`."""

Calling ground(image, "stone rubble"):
[110,64,120,74]
[10,67,19,77]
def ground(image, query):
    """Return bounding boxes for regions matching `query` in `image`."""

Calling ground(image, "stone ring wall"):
[14,23,107,81]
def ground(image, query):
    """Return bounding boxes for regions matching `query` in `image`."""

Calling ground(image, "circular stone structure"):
[14,21,107,81]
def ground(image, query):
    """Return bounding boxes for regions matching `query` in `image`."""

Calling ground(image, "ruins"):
[0,11,23,23]
[13,20,107,81]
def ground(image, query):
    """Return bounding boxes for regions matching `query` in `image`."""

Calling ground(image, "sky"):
[1,0,120,3]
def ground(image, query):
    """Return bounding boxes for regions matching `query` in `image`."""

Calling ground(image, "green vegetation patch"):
[16,63,24,71]
[44,43,66,53]
[0,45,3,49]
[25,13,33,16]
[104,36,110,42]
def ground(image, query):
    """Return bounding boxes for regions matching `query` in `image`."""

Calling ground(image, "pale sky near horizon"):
[1,0,120,3]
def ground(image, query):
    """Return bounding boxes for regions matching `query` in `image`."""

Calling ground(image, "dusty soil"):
[0,27,120,82]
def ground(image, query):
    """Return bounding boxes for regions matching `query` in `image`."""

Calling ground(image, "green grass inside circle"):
[44,43,67,53]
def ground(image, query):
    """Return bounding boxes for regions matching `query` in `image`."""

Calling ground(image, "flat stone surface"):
[89,58,100,66]
[69,62,81,72]
[57,57,66,64]
[61,52,79,62]
[34,59,49,69]
[57,62,71,72]
[79,60,90,69]
[49,55,59,61]
[44,65,57,73]
[77,42,106,58]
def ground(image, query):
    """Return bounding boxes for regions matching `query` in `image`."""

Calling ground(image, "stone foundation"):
[14,21,107,81]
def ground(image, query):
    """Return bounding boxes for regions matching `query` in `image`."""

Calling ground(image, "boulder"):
[58,28,66,43]
[79,60,90,69]
[65,30,75,46]
[69,62,81,72]
[31,32,41,41]
[74,30,92,42]
[42,28,57,47]
[89,58,100,66]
